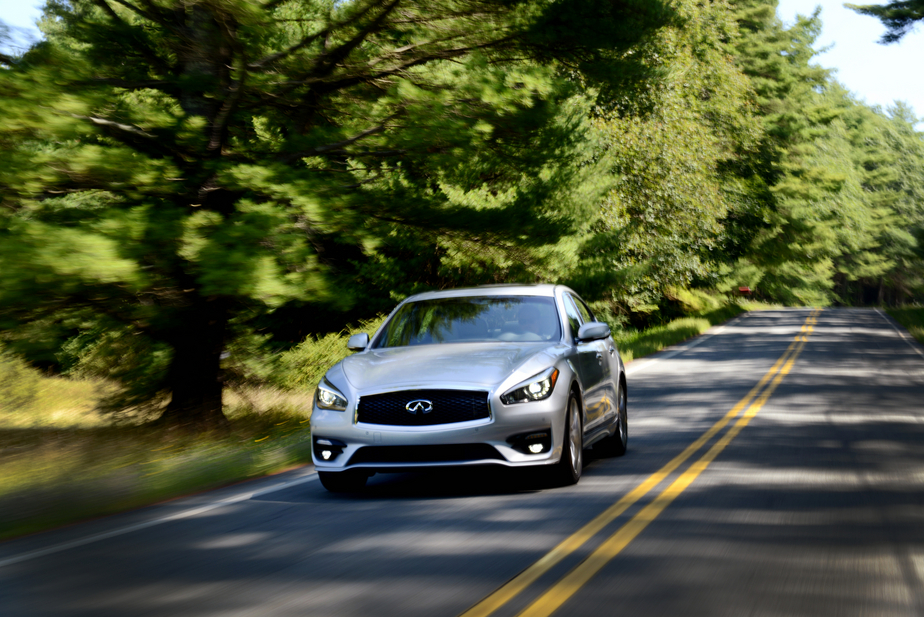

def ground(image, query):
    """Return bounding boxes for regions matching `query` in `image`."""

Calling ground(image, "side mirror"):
[347,333,369,351]
[577,322,610,342]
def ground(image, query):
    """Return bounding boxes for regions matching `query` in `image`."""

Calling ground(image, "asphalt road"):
[2,308,924,617]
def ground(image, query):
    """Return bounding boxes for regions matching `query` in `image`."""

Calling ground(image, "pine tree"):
[847,1,924,43]
[0,0,669,428]
[723,1,845,305]
[839,99,924,303]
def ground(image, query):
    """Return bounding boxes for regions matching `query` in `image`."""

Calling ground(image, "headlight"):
[316,378,348,411]
[501,367,560,404]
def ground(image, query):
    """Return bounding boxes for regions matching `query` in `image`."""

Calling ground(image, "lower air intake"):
[347,444,503,465]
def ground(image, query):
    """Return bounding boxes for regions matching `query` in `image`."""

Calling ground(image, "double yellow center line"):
[462,309,820,617]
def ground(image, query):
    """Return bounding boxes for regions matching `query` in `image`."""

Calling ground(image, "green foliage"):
[4,0,924,432]
[722,2,860,306]
[0,0,672,427]
[665,287,724,314]
[0,350,41,412]
[847,0,924,43]
[839,102,924,304]
[610,303,748,364]
[275,314,388,392]
[574,0,758,319]
[887,306,924,344]
[62,322,172,418]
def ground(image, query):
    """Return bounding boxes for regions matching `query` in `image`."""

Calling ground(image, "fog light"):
[313,436,346,462]
[507,429,552,455]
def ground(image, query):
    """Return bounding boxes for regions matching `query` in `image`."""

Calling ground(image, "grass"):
[885,306,924,345]
[0,379,314,541]
[0,300,777,541]
[613,301,774,364]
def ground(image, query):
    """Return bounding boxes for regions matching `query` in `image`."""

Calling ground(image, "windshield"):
[373,296,561,348]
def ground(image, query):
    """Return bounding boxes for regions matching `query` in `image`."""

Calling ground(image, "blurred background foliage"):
[0,0,923,430]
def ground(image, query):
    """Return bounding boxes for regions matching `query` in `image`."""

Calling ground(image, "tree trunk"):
[158,299,230,431]
[177,5,228,121]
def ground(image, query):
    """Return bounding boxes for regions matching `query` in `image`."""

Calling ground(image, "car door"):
[563,293,607,430]
[572,294,617,424]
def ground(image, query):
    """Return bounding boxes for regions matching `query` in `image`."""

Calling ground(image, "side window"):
[562,294,583,339]
[574,296,595,323]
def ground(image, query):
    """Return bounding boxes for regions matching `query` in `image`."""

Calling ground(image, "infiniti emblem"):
[405,399,434,414]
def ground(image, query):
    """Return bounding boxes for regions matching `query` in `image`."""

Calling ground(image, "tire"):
[318,469,369,493]
[596,381,628,457]
[551,393,583,486]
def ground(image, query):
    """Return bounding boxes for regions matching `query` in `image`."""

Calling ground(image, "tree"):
[573,0,758,319]
[722,1,847,305]
[847,1,924,43]
[0,0,670,428]
[838,99,924,303]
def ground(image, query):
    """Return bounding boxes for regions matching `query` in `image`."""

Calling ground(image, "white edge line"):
[875,308,924,360]
[0,471,318,568]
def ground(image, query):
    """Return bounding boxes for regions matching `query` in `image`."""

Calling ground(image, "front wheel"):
[550,394,583,486]
[318,470,369,493]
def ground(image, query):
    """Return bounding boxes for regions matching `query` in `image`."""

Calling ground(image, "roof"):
[404,284,563,302]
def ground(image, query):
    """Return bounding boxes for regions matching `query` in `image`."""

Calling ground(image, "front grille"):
[348,444,503,465]
[356,389,491,426]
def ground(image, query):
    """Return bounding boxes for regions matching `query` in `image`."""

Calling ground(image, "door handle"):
[595,352,603,364]
[609,347,616,356]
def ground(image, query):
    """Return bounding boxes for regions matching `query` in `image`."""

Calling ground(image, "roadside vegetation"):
[0,403,311,540]
[0,351,315,540]
[886,307,924,346]
[615,304,752,363]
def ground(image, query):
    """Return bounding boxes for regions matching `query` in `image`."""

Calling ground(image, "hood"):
[339,342,559,392]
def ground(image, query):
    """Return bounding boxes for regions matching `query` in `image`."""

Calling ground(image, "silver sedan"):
[309,284,628,492]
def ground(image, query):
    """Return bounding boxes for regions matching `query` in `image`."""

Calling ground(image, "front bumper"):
[310,385,569,472]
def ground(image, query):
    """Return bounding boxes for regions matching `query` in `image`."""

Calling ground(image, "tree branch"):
[248,28,328,70]
[278,119,396,162]
[284,38,509,96]
[106,0,163,25]
[263,25,513,103]
[93,0,127,24]
[307,0,403,78]
[89,1,174,74]
[261,0,296,10]
[84,78,177,92]
[365,31,471,68]
[208,74,246,153]
[75,113,156,139]
[846,1,924,43]
[48,109,186,163]
[342,149,406,157]
[207,17,248,154]
[249,0,385,69]
[134,0,181,25]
